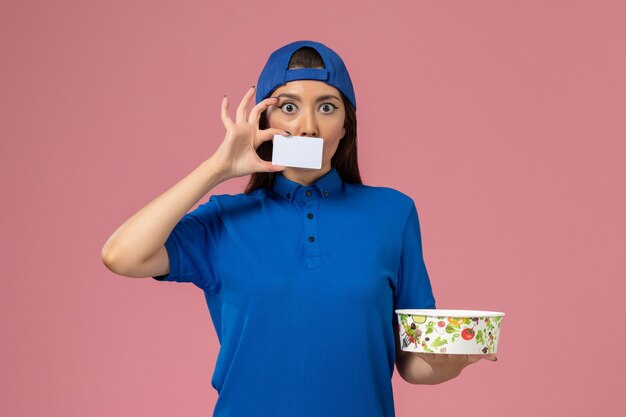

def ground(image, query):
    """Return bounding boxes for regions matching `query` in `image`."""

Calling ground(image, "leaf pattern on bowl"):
[398,313,504,354]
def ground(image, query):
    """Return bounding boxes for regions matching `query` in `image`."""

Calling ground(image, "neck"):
[282,163,331,186]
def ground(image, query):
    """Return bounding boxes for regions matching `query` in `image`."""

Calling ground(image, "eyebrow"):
[274,93,341,103]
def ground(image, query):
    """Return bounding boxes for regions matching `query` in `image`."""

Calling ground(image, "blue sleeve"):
[394,201,436,315]
[152,195,223,293]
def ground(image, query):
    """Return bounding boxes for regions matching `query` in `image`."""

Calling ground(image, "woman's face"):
[266,79,346,171]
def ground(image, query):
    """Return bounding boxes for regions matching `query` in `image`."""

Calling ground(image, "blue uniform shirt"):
[153,166,436,417]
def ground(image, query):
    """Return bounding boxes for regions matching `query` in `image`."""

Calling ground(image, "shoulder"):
[347,183,416,215]
[207,188,266,212]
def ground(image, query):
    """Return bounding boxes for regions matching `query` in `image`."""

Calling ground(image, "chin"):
[290,166,323,171]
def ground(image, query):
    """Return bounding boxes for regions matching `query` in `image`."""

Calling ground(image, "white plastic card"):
[271,134,324,169]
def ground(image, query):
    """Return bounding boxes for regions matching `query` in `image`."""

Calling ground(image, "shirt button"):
[308,236,315,242]
[306,190,312,197]
[323,190,329,197]
[307,213,313,219]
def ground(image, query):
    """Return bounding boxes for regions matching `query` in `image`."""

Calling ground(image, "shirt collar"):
[272,166,343,202]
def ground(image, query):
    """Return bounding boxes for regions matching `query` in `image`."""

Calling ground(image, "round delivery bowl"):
[395,309,505,355]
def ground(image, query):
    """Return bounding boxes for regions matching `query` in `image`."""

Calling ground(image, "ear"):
[341,126,346,139]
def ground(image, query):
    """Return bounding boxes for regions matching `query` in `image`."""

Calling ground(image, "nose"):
[297,106,319,137]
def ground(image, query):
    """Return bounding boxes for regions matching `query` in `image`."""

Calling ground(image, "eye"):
[278,102,297,114]
[320,103,338,114]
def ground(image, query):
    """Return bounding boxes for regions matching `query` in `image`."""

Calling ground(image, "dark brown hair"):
[243,46,362,194]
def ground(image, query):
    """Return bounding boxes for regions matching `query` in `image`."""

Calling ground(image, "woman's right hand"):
[211,85,289,180]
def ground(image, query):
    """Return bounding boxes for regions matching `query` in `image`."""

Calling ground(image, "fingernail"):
[493,357,498,362]
[251,85,255,89]
[224,93,227,97]
[284,130,291,136]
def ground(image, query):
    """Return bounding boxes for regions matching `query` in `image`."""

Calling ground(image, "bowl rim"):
[395,309,505,317]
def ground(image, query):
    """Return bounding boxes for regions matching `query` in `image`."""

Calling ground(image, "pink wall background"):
[1,1,624,416]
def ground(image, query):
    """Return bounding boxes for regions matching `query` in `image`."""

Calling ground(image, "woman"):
[102,40,496,417]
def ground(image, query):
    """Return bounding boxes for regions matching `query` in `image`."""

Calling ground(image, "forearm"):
[101,155,228,273]
[397,352,463,385]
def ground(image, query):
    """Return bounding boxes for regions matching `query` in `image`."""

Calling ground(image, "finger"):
[415,352,440,362]
[262,160,287,172]
[254,127,291,149]
[236,85,256,125]
[220,94,233,128]
[467,354,482,364]
[248,96,280,126]
[468,354,495,363]
[254,153,286,173]
[485,354,498,362]
[425,353,445,364]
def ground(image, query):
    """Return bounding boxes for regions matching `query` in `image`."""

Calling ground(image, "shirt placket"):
[295,186,322,269]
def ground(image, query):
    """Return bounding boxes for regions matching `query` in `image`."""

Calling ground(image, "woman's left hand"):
[412,352,497,379]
